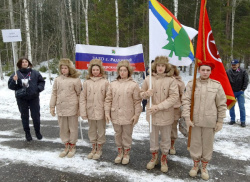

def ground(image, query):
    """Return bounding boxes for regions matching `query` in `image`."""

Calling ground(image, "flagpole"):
[149,5,152,133]
[149,60,152,133]
[187,58,198,150]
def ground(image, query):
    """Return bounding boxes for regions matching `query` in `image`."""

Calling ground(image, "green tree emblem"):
[162,19,191,60]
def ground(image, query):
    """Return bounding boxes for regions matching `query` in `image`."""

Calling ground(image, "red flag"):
[196,0,236,109]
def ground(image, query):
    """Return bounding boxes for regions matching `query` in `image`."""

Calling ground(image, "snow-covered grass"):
[0,69,250,181]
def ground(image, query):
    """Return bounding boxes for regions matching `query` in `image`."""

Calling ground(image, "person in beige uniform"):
[105,60,142,165]
[79,59,109,160]
[182,62,227,180]
[140,56,179,173]
[50,58,82,158]
[170,65,185,155]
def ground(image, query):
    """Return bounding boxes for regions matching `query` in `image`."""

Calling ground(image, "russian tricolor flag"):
[75,44,145,72]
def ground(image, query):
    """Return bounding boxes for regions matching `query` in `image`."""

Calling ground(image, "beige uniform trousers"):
[171,108,181,139]
[190,126,215,162]
[58,115,78,144]
[150,124,172,154]
[113,124,133,149]
[88,119,106,144]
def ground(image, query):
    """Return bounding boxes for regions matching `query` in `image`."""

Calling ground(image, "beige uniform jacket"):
[79,76,109,120]
[50,75,82,116]
[105,77,142,125]
[140,73,179,126]
[174,75,185,109]
[182,78,227,128]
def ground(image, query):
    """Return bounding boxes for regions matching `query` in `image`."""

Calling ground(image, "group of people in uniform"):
[9,56,228,181]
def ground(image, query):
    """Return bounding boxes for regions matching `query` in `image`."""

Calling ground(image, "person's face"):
[119,66,129,79]
[156,63,166,74]
[198,65,211,80]
[21,59,29,68]
[61,65,69,76]
[92,65,101,77]
[231,63,239,70]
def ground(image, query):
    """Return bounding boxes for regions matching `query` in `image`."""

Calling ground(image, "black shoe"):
[229,121,235,125]
[35,131,43,140]
[241,122,246,127]
[25,132,33,142]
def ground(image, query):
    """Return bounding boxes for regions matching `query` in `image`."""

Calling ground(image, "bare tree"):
[189,0,199,76]
[174,0,178,18]
[61,1,67,57]
[68,0,76,47]
[231,0,237,59]
[115,0,119,47]
[23,0,32,62]
[34,0,38,63]
[81,0,89,44]
[8,0,18,64]
[0,55,4,80]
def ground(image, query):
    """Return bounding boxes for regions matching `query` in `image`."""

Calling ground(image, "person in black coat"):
[226,59,249,127]
[8,57,45,141]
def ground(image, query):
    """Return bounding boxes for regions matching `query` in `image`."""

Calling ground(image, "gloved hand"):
[105,115,111,124]
[130,115,139,126]
[81,116,88,120]
[50,108,56,117]
[148,105,159,115]
[185,117,194,132]
[215,122,223,132]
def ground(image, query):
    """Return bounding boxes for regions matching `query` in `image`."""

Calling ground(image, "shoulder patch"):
[210,79,220,84]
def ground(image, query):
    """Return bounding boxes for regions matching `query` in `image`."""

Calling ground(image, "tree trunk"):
[68,0,76,47]
[174,0,178,18]
[81,0,89,45]
[24,0,32,63]
[39,3,44,62]
[0,56,4,80]
[190,0,199,76]
[34,0,38,63]
[8,0,18,65]
[61,1,67,57]
[115,0,119,47]
[225,0,231,40]
[231,0,236,60]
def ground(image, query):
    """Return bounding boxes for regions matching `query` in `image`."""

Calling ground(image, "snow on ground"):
[0,69,250,181]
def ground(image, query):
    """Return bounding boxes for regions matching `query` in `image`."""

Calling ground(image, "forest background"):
[0,0,249,77]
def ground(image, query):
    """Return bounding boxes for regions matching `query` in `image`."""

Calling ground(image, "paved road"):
[0,119,249,182]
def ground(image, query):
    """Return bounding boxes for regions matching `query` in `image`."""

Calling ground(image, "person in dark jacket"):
[8,57,45,141]
[226,59,249,127]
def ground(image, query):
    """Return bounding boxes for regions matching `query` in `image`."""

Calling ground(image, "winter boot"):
[189,160,200,177]
[170,140,176,155]
[146,151,158,170]
[114,148,123,164]
[25,131,32,142]
[59,143,70,158]
[35,131,43,140]
[67,143,76,158]
[201,161,209,180]
[160,154,168,173]
[93,144,103,160]
[122,148,131,165]
[87,143,96,159]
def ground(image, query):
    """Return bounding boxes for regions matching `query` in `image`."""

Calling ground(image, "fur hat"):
[59,58,81,78]
[171,65,180,76]
[151,56,173,76]
[86,59,106,79]
[116,60,134,79]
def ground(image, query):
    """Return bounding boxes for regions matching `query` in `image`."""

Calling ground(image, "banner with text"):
[75,44,145,72]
